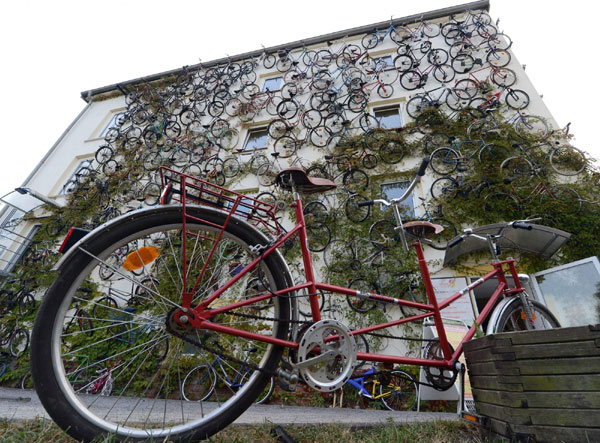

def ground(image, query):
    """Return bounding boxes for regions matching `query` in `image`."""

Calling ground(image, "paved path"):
[0,387,458,426]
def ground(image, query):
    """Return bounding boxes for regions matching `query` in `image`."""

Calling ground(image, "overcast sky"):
[1,0,598,198]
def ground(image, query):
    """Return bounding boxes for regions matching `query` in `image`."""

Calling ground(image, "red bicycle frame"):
[160,167,526,372]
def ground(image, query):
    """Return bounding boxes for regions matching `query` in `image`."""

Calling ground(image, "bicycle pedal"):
[277,361,299,392]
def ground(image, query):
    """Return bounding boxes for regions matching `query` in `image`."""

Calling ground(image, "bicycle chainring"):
[423,340,458,390]
[297,319,356,392]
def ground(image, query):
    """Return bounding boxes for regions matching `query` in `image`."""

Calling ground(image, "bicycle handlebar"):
[448,218,541,249]
[356,158,430,208]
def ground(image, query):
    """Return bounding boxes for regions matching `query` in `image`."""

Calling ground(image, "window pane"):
[535,260,600,327]
[262,77,282,92]
[244,128,268,151]
[374,55,393,70]
[381,182,414,217]
[375,108,402,129]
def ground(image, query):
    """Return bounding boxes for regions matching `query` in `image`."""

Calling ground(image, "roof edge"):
[80,0,489,102]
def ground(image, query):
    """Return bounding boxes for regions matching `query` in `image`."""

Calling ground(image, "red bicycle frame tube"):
[183,190,525,370]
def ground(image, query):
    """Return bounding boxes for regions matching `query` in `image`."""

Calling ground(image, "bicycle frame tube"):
[182,189,526,370]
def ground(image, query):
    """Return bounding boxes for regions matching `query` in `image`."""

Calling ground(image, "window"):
[262,77,283,92]
[60,159,93,195]
[374,106,403,129]
[381,181,415,217]
[243,128,268,151]
[373,55,394,70]
[98,111,126,138]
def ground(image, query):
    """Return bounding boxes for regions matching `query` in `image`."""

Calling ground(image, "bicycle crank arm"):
[294,349,338,369]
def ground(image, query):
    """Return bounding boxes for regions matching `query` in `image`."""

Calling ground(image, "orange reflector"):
[463,413,478,423]
[122,246,159,271]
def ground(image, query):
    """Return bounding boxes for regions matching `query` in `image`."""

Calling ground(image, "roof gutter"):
[80,0,489,102]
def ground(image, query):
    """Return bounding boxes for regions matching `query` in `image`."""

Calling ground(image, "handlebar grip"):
[447,236,464,248]
[357,200,374,207]
[417,157,430,176]
[512,222,533,230]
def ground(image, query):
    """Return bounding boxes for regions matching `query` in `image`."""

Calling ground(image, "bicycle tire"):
[491,67,517,88]
[273,136,297,159]
[430,148,459,175]
[544,185,582,213]
[486,49,511,67]
[368,219,399,248]
[181,364,217,402]
[406,96,429,119]
[376,84,394,99]
[361,152,378,170]
[94,145,114,164]
[263,54,276,69]
[488,32,513,51]
[378,369,418,411]
[549,145,586,176]
[513,115,549,140]
[393,54,414,72]
[256,162,279,187]
[18,293,36,316]
[301,108,322,129]
[347,278,376,313]
[424,132,450,154]
[500,156,534,187]
[379,140,405,164]
[303,201,329,224]
[433,64,455,84]
[306,222,331,252]
[430,176,459,201]
[10,328,29,357]
[451,53,475,74]
[399,70,422,90]
[297,289,326,318]
[477,143,511,165]
[345,194,371,223]
[21,370,34,390]
[505,89,530,110]
[92,296,119,324]
[493,299,560,333]
[361,33,379,50]
[31,205,291,442]
[221,157,241,178]
[0,361,6,378]
[342,168,369,191]
[253,375,275,404]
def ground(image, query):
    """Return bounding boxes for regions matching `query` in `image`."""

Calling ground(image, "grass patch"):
[0,418,481,442]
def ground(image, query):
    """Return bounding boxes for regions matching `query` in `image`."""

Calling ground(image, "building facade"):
[1,0,598,397]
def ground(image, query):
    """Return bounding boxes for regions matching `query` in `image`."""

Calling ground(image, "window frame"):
[242,127,269,152]
[373,105,404,130]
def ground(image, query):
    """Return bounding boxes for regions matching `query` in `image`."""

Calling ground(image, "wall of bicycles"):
[1,7,598,396]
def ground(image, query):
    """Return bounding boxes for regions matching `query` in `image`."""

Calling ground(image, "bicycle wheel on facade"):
[430,148,459,175]
[379,140,406,164]
[342,168,369,191]
[493,299,560,333]
[505,89,530,110]
[30,205,291,442]
[378,369,418,411]
[430,176,459,201]
[549,145,586,176]
[10,328,30,357]
[500,156,534,187]
[345,194,371,223]
[513,115,549,140]
[181,364,217,402]
[347,278,377,313]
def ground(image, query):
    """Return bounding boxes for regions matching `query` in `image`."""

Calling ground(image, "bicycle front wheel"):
[31,206,291,442]
[181,364,217,402]
[430,148,459,175]
[378,369,418,411]
[493,299,560,333]
[549,145,586,176]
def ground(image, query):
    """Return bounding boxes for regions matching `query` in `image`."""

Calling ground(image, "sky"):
[1,0,598,198]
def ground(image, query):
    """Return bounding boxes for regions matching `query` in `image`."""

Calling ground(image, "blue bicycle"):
[181,340,275,404]
[333,365,418,411]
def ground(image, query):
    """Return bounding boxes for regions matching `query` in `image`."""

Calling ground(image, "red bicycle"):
[30,159,561,441]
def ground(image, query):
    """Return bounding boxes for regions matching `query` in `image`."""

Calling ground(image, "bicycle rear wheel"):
[493,299,560,332]
[31,206,291,442]
[378,369,418,411]
[430,148,459,175]
[181,364,217,402]
[549,145,586,176]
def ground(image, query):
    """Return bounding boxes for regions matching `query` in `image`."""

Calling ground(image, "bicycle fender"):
[485,296,522,335]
